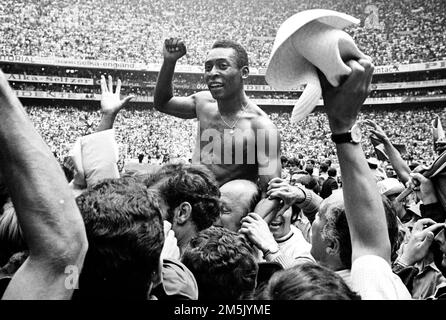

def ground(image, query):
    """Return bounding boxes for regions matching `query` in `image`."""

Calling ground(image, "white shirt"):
[351,255,412,300]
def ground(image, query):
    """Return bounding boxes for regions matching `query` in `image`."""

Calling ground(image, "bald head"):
[216,180,261,232]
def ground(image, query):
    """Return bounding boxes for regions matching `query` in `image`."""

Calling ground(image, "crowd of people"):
[1,0,445,68]
[23,104,443,170]
[2,47,446,302]
[2,0,446,305]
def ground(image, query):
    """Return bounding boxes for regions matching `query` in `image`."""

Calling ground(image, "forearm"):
[294,187,322,221]
[383,140,411,183]
[154,60,176,109]
[336,142,390,262]
[96,113,116,132]
[0,77,86,262]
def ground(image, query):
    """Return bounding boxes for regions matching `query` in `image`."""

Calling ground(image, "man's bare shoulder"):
[248,103,278,131]
[193,91,215,104]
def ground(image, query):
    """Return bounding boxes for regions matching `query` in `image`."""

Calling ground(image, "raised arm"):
[153,38,197,119]
[253,118,282,222]
[321,59,391,263]
[96,75,134,132]
[364,119,411,184]
[0,70,88,299]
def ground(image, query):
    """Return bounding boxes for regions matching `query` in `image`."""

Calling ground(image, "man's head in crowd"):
[74,178,164,299]
[268,206,298,239]
[215,179,261,232]
[260,263,361,300]
[181,226,258,300]
[296,174,320,195]
[311,191,399,270]
[319,162,329,174]
[328,167,337,178]
[377,178,406,220]
[145,163,221,251]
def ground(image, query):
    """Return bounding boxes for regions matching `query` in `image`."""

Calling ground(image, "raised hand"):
[363,119,389,143]
[319,57,374,134]
[100,75,134,116]
[399,218,444,265]
[163,38,187,62]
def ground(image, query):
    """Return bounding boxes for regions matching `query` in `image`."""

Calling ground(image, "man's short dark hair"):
[212,40,249,69]
[74,178,164,299]
[181,226,258,300]
[145,163,221,231]
[259,263,361,300]
[319,162,329,173]
[328,167,337,177]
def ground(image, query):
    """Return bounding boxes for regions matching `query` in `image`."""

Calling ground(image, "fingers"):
[108,75,113,92]
[165,38,185,53]
[419,231,435,250]
[413,218,437,232]
[268,177,284,185]
[275,204,290,218]
[120,95,134,107]
[100,75,107,93]
[115,78,122,94]
[422,223,445,237]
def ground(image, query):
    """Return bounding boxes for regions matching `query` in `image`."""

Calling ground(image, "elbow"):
[44,222,89,273]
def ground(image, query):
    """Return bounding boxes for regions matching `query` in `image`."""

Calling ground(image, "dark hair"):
[328,167,337,177]
[212,39,249,69]
[305,164,314,175]
[260,263,361,300]
[296,175,320,195]
[74,178,164,299]
[181,226,258,300]
[145,163,221,231]
[319,163,329,173]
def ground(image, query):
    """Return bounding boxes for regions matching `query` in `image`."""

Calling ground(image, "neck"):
[217,92,248,115]
[176,223,198,255]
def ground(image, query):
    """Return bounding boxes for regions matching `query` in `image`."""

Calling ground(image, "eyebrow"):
[205,58,230,64]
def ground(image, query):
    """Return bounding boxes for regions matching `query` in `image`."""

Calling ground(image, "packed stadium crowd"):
[23,104,442,170]
[2,0,446,305]
[1,0,445,68]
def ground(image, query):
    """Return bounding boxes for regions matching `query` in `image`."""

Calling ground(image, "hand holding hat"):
[266,9,370,123]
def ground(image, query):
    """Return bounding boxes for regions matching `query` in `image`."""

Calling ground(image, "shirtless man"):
[154,38,281,193]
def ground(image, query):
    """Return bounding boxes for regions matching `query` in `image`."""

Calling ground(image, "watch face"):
[351,124,362,143]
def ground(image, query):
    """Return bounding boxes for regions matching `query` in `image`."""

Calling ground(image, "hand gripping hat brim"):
[265,9,361,123]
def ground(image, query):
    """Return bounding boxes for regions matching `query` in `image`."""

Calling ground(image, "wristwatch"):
[331,123,362,144]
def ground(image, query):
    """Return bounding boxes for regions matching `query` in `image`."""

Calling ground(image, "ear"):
[174,202,193,225]
[241,66,249,79]
[325,238,340,256]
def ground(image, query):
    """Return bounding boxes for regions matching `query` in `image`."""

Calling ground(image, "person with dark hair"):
[145,163,221,254]
[259,263,361,300]
[74,178,164,299]
[215,179,261,232]
[320,167,338,199]
[181,226,258,300]
[153,37,281,222]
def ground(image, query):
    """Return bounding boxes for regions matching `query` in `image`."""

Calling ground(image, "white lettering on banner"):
[2,55,444,74]
[5,73,93,85]
[13,90,153,102]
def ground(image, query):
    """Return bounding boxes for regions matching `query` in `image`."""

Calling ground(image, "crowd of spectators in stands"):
[0,0,445,69]
[24,104,443,170]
